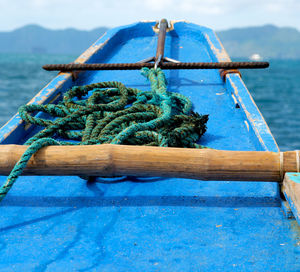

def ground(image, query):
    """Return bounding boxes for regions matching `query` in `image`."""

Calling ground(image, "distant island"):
[0,25,109,54]
[217,25,300,60]
[0,24,299,59]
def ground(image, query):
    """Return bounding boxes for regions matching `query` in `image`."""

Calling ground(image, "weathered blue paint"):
[0,21,299,271]
[281,200,295,219]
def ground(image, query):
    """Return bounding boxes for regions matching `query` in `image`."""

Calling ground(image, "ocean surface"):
[0,53,299,151]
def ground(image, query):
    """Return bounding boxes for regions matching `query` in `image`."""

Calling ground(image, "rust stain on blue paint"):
[284,192,300,227]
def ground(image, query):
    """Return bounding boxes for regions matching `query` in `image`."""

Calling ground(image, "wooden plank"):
[282,173,300,224]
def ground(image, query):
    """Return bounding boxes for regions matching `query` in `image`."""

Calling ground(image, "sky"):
[0,0,299,31]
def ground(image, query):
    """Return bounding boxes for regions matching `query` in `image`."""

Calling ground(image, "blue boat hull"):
[0,21,299,271]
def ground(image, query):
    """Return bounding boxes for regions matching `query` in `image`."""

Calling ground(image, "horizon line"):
[0,22,299,33]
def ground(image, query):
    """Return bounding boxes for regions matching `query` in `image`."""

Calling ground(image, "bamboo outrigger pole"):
[0,144,299,181]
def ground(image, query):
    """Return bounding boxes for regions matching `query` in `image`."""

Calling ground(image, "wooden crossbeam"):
[0,144,299,182]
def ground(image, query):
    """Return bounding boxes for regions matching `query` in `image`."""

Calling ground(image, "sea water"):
[0,53,299,151]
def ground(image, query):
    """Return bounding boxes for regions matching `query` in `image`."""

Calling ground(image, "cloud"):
[263,0,300,13]
[142,0,225,14]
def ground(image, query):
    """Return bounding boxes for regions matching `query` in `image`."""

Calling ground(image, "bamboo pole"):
[0,144,299,181]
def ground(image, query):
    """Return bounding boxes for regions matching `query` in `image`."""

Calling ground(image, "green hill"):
[0,25,108,54]
[217,25,300,59]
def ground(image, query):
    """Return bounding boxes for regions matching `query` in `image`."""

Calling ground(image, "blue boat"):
[0,20,299,271]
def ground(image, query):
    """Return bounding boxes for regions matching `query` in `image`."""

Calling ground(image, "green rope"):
[0,68,208,202]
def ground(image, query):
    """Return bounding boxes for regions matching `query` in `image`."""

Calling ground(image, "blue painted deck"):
[0,21,299,271]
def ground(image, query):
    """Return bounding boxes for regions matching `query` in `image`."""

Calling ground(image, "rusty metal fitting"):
[220,69,242,81]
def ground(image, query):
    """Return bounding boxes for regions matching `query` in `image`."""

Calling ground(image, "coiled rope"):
[0,68,208,202]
